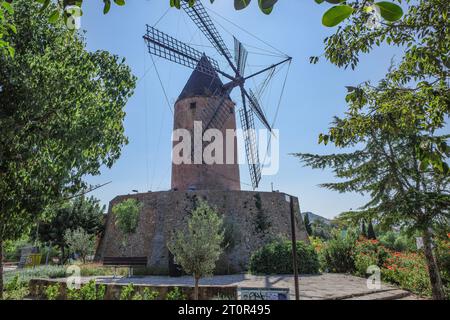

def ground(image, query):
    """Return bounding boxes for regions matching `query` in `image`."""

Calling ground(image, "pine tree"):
[304,213,312,236]
[361,221,367,238]
[367,221,376,240]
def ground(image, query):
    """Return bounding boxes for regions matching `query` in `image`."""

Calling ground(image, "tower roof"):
[177,55,226,102]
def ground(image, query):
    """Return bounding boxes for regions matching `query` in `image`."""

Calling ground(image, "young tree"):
[64,228,96,263]
[38,196,105,263]
[167,201,224,300]
[112,199,143,255]
[304,213,313,236]
[361,221,367,238]
[367,221,377,240]
[0,0,136,298]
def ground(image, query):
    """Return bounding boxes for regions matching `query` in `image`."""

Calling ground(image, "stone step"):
[344,289,411,300]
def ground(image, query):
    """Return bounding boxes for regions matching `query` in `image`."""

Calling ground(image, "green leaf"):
[7,45,14,58]
[235,0,251,10]
[103,0,111,14]
[322,5,354,27]
[258,0,277,14]
[375,2,403,22]
[49,9,60,23]
[170,0,181,9]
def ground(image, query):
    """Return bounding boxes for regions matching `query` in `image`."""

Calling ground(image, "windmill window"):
[190,102,197,109]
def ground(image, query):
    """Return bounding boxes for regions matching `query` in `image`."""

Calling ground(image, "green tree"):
[311,219,332,240]
[367,221,377,240]
[112,198,143,255]
[361,221,367,238]
[38,196,105,263]
[64,227,95,263]
[303,213,312,236]
[167,200,224,300]
[0,0,136,298]
[0,0,16,57]
[296,0,449,300]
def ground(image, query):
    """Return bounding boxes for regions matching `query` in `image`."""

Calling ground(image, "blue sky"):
[82,0,404,219]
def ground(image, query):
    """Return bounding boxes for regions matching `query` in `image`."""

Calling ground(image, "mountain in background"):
[301,212,332,225]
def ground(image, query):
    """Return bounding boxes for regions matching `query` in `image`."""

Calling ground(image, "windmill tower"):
[95,0,309,275]
[143,1,291,190]
[171,56,241,191]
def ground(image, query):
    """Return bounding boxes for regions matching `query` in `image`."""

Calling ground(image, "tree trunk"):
[422,229,445,300]
[194,276,200,300]
[0,238,4,300]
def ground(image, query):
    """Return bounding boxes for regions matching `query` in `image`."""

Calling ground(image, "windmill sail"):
[200,86,233,132]
[239,106,261,189]
[144,25,220,77]
[245,89,272,132]
[234,37,248,76]
[181,0,233,61]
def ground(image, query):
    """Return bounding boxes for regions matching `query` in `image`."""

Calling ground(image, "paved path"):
[80,273,420,300]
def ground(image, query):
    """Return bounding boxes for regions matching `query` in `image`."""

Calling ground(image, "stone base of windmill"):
[95,190,309,275]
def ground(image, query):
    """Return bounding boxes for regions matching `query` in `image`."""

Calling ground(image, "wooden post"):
[288,195,300,300]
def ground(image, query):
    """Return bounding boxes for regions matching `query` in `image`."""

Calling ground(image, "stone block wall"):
[95,190,308,275]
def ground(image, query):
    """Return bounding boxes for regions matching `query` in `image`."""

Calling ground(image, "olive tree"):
[64,227,96,264]
[167,201,224,300]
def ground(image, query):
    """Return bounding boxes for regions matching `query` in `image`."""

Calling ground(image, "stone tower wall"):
[171,96,241,191]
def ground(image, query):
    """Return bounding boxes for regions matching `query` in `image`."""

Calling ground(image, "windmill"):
[143,0,291,189]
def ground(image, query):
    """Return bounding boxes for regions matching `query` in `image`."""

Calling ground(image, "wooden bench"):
[103,257,147,277]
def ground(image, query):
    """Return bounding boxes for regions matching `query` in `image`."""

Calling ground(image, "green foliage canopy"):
[167,200,224,281]
[112,198,143,236]
[0,0,136,298]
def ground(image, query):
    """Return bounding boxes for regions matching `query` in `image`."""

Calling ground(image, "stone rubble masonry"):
[171,96,241,192]
[95,190,309,275]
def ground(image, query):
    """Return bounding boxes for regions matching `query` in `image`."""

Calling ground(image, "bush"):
[353,238,392,277]
[248,240,320,275]
[4,236,31,262]
[166,287,187,300]
[382,252,432,297]
[3,275,29,300]
[320,230,357,273]
[134,288,159,300]
[44,283,61,300]
[67,280,106,300]
[379,231,416,252]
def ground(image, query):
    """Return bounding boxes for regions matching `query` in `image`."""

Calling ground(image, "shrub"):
[166,287,187,300]
[382,252,432,297]
[353,238,392,277]
[379,231,416,252]
[3,275,30,300]
[120,283,135,300]
[67,280,106,300]
[44,283,61,300]
[320,230,357,273]
[133,288,159,300]
[248,240,320,275]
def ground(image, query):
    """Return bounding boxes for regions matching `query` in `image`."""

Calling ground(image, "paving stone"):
[76,273,417,300]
